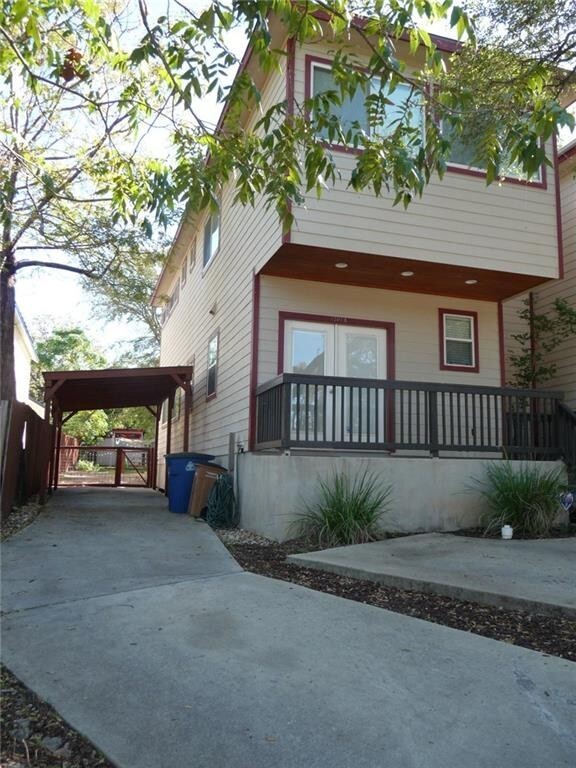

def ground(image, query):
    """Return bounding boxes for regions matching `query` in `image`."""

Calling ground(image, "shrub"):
[473,461,567,537]
[75,459,97,472]
[206,474,239,529]
[291,470,392,548]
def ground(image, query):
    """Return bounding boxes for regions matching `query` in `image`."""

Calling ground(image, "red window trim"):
[277,311,395,379]
[206,329,219,401]
[278,311,396,446]
[304,55,423,157]
[438,309,479,373]
[304,55,364,156]
[446,161,547,190]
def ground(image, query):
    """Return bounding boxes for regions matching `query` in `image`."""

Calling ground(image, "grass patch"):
[473,461,567,537]
[291,470,392,548]
[75,459,98,472]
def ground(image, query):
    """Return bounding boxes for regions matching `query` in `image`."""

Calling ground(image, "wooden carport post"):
[147,404,160,489]
[53,408,64,490]
[43,378,65,497]
[182,377,192,452]
[40,399,52,502]
[164,392,174,494]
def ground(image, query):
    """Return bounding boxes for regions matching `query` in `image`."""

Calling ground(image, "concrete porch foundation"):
[237,454,567,541]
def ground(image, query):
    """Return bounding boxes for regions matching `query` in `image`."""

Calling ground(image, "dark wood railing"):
[558,403,576,471]
[255,374,566,458]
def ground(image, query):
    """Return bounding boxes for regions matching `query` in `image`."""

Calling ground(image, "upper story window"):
[203,210,220,268]
[439,310,479,372]
[443,122,543,183]
[309,58,424,147]
[189,236,197,273]
[207,332,219,399]
[181,254,188,287]
[160,279,180,326]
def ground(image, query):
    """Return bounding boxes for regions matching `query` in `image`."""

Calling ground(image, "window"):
[189,236,196,273]
[173,390,183,421]
[207,332,219,399]
[310,59,424,147]
[161,279,180,325]
[181,255,188,287]
[443,122,543,182]
[160,395,180,423]
[439,310,479,372]
[203,211,220,268]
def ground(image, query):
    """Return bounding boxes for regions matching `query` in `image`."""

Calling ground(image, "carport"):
[42,366,193,497]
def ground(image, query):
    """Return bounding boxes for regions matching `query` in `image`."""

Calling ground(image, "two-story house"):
[153,19,572,539]
[503,135,575,408]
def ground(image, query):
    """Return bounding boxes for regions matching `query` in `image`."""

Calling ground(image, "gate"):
[56,446,152,488]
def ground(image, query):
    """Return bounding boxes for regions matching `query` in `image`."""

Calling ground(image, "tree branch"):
[14,260,97,277]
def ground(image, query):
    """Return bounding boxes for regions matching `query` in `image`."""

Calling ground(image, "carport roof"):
[42,366,193,412]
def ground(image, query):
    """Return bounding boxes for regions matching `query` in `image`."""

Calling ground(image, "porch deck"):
[255,374,575,462]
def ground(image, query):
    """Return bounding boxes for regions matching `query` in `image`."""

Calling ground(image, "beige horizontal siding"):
[501,295,529,386]
[501,164,576,408]
[291,40,559,279]
[258,276,501,387]
[157,66,286,467]
[532,164,576,408]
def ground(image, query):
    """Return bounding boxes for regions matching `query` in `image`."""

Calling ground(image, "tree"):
[31,327,110,441]
[108,406,156,441]
[508,297,576,389]
[31,327,107,402]
[31,326,156,441]
[63,409,110,444]
[72,214,166,365]
[2,0,574,399]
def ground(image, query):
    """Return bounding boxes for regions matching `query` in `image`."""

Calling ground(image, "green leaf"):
[12,0,28,22]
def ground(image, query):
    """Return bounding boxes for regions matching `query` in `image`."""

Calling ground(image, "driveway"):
[2,488,575,768]
[289,533,576,618]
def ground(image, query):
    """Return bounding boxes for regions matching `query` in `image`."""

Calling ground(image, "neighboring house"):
[14,306,43,416]
[503,136,576,410]
[153,21,573,539]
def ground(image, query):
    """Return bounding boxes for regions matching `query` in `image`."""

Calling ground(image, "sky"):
[15,2,576,361]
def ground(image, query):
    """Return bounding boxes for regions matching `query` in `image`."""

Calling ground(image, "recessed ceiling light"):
[465,279,478,285]
[401,271,414,277]
[334,262,348,269]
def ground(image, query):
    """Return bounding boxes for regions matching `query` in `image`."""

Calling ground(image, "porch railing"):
[558,403,576,471]
[255,374,565,458]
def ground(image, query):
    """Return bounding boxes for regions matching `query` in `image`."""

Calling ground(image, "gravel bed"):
[1,499,44,542]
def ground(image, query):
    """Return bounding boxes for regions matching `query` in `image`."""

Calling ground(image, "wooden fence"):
[0,400,50,520]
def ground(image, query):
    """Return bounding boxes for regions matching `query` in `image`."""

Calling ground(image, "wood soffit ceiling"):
[261,244,550,302]
[42,367,193,412]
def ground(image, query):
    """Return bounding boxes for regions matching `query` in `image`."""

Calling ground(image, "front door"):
[284,320,388,443]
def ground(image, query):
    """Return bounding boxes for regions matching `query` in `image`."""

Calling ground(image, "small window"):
[440,310,478,372]
[189,237,196,273]
[181,255,188,287]
[203,211,220,268]
[207,332,219,399]
[173,390,182,421]
[161,279,180,325]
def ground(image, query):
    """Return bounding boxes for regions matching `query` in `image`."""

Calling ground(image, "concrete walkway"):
[2,489,575,768]
[288,533,576,619]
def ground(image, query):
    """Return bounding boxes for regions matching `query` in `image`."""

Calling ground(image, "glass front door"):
[284,320,387,443]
